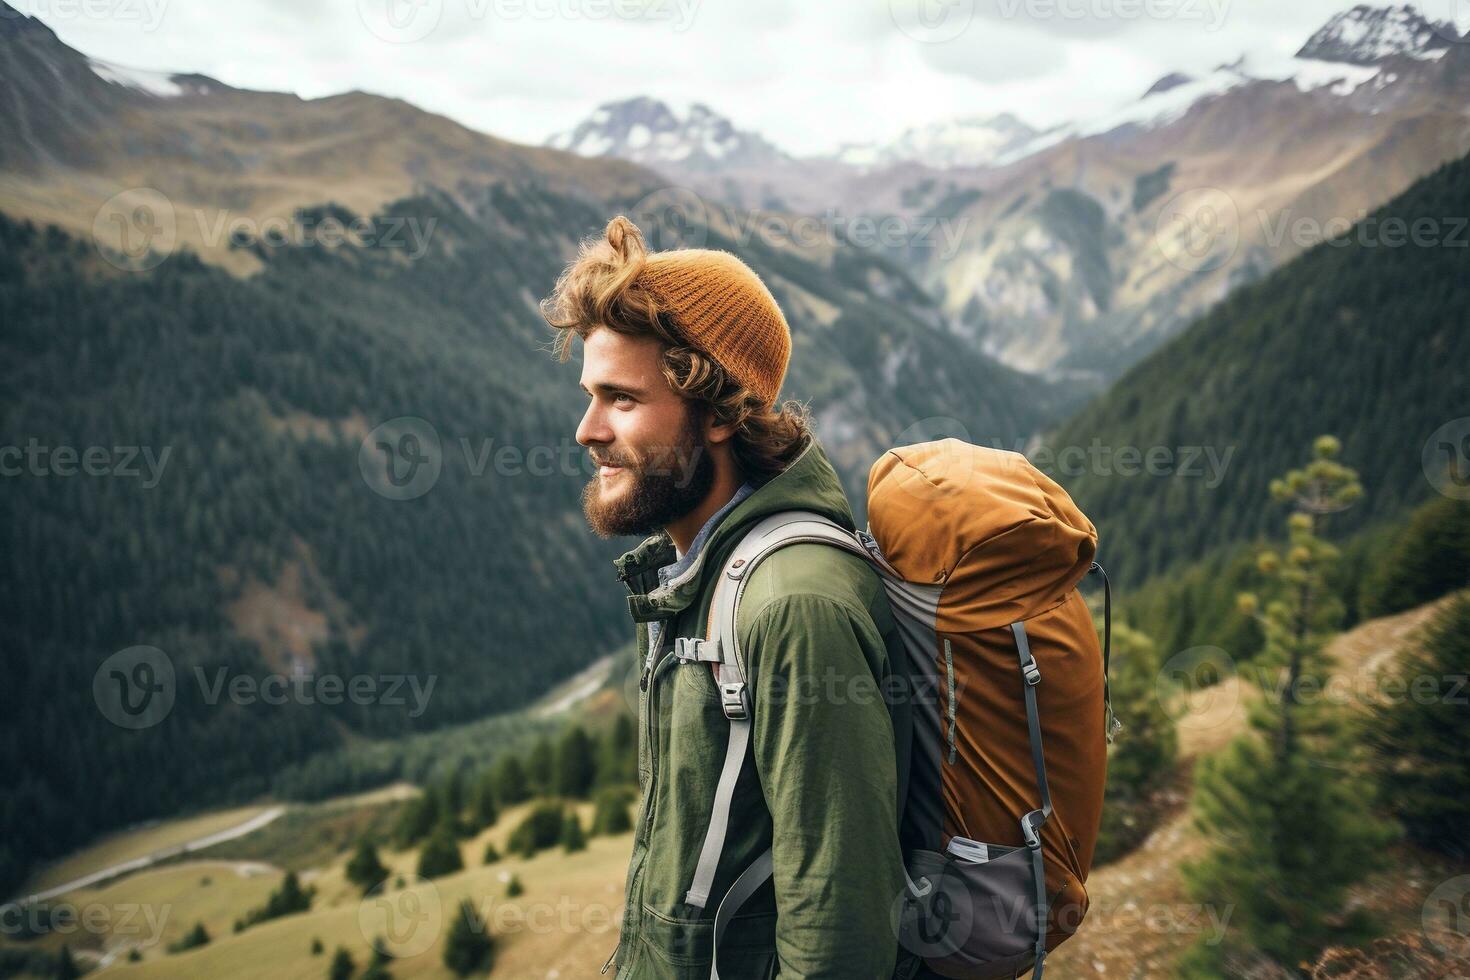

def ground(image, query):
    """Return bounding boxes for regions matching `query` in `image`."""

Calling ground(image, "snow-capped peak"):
[545,96,783,169]
[87,58,184,98]
[834,113,1044,171]
[1296,4,1459,65]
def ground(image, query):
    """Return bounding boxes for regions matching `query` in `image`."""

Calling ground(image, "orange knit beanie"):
[635,248,792,412]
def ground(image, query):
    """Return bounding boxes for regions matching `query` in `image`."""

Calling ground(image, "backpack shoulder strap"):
[674,510,870,979]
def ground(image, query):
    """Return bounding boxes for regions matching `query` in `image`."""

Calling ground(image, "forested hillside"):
[1048,152,1470,586]
[0,184,1056,898]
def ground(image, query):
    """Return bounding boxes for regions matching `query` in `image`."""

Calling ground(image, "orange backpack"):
[677,439,1116,980]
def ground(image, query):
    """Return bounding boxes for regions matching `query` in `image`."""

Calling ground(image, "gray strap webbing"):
[684,511,869,918]
[708,847,774,980]
[1011,621,1051,980]
[684,711,750,909]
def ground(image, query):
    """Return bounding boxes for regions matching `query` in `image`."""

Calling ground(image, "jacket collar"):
[613,436,856,624]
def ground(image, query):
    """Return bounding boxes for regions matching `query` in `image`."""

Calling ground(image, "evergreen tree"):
[1181,437,1396,972]
[440,769,466,821]
[527,737,555,795]
[591,786,635,836]
[416,826,464,880]
[54,946,79,980]
[345,839,390,896]
[561,811,587,853]
[168,921,211,953]
[555,726,597,799]
[391,792,440,848]
[359,936,394,980]
[494,754,530,805]
[311,937,324,955]
[505,873,524,898]
[1360,496,1470,616]
[469,771,499,832]
[327,946,354,980]
[481,841,501,865]
[1093,623,1178,864]
[595,713,637,788]
[443,899,495,976]
[1364,591,1470,857]
[507,802,565,858]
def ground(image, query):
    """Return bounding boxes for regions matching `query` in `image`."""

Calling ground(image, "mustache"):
[590,452,636,469]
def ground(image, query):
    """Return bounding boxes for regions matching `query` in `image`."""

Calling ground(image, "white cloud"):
[29,0,1382,156]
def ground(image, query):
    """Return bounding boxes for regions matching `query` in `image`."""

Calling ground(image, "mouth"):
[599,464,624,478]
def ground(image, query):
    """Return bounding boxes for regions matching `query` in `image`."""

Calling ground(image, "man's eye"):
[613,393,633,404]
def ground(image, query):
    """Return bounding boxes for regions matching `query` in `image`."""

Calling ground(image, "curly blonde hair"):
[540,216,812,484]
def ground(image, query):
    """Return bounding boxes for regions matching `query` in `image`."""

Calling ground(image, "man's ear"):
[702,408,738,447]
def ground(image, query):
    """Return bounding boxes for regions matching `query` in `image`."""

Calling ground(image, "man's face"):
[576,328,714,539]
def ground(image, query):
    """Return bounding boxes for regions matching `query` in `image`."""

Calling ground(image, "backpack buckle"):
[1022,813,1044,850]
[1023,660,1041,686]
[720,681,750,720]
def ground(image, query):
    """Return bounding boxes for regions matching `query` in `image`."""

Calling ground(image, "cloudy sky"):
[24,0,1421,155]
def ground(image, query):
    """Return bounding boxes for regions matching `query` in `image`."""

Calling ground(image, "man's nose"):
[576,399,611,448]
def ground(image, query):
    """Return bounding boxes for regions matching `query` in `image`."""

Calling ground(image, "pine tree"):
[494,754,530,805]
[561,811,587,853]
[527,737,554,795]
[54,945,79,980]
[443,899,495,976]
[1360,496,1470,616]
[361,936,394,980]
[596,713,637,788]
[416,826,464,880]
[168,921,211,953]
[391,791,439,848]
[440,769,465,821]
[1181,437,1396,973]
[327,946,354,980]
[345,839,390,896]
[591,786,635,836]
[469,771,499,832]
[505,873,524,897]
[1093,623,1178,864]
[1364,591,1470,857]
[481,841,501,865]
[555,726,596,799]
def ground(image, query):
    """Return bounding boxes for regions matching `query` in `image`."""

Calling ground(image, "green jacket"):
[606,437,909,979]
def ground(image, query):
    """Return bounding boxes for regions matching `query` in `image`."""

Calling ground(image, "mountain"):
[0,3,1061,898]
[538,8,1470,386]
[833,113,1047,171]
[545,96,788,172]
[1043,149,1470,588]
[1296,3,1458,64]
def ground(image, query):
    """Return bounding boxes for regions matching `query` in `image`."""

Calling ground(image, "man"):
[541,215,910,978]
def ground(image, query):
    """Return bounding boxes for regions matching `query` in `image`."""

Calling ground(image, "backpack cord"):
[1089,562,1122,743]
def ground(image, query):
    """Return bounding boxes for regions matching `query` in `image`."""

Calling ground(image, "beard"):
[581,409,716,539]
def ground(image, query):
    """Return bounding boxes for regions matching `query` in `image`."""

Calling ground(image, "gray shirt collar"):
[657,480,756,587]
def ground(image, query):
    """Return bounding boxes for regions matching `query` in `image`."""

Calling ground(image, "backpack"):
[670,439,1117,980]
